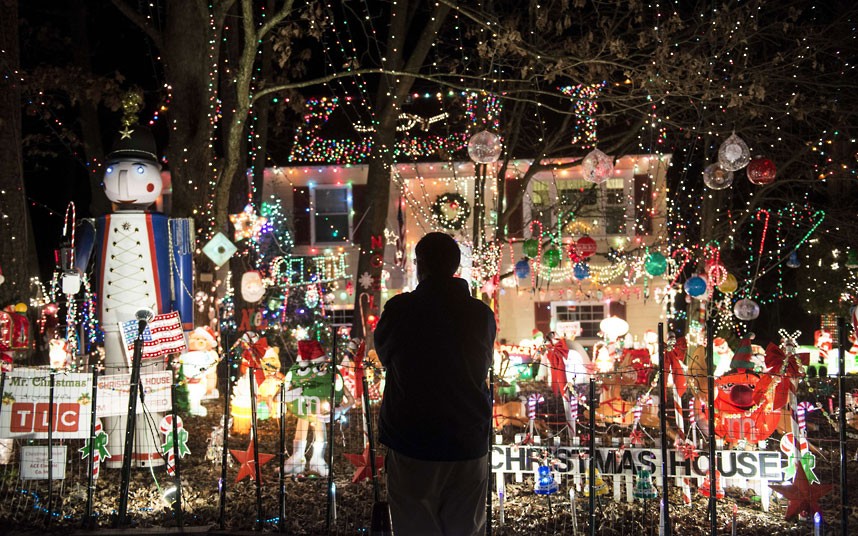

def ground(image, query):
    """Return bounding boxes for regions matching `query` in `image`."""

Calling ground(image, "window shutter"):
[505,178,525,238]
[633,174,653,236]
[608,301,626,319]
[293,187,310,245]
[534,301,552,336]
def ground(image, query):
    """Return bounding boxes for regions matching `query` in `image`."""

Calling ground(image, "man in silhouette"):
[375,232,496,535]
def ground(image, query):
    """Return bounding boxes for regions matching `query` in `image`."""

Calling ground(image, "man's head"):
[415,232,460,281]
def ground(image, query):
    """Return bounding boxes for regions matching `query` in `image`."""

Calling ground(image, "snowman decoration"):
[75,126,193,468]
[283,340,354,477]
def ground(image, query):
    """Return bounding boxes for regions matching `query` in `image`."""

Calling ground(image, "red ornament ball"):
[746,157,777,185]
[575,236,598,258]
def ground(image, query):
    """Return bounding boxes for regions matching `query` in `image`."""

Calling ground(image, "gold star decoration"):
[768,459,832,520]
[230,441,275,483]
[229,204,268,242]
[119,126,135,140]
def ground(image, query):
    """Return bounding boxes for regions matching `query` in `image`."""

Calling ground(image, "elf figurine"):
[75,126,193,468]
[282,339,354,477]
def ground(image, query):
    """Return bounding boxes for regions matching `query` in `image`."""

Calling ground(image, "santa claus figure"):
[75,126,193,467]
[282,340,354,477]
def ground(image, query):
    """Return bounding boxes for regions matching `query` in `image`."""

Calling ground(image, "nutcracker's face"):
[103,158,163,207]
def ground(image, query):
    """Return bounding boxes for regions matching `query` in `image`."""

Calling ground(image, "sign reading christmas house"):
[0,368,93,439]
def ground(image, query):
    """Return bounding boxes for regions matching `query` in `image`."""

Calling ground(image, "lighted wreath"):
[431,192,471,230]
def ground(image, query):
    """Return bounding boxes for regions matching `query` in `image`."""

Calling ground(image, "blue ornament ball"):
[684,275,707,297]
[573,263,590,280]
[514,259,531,279]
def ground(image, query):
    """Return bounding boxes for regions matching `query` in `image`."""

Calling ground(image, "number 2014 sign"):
[0,368,92,439]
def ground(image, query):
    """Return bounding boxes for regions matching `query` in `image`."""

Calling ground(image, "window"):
[552,302,607,339]
[325,307,354,331]
[526,176,637,238]
[311,185,352,244]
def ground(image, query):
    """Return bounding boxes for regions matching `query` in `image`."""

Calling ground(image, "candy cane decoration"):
[567,392,578,437]
[80,418,109,480]
[159,415,190,476]
[672,384,692,505]
[796,401,814,438]
[527,393,544,439]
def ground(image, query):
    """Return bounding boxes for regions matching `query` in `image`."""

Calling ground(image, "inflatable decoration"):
[283,340,354,477]
[711,336,781,443]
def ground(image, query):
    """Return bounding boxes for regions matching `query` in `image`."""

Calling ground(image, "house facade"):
[261,153,673,353]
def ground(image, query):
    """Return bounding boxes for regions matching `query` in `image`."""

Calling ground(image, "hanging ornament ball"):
[746,157,777,185]
[717,273,738,293]
[576,235,598,258]
[0,274,4,286]
[14,302,27,313]
[543,248,561,268]
[467,130,502,164]
[644,252,668,276]
[684,276,707,297]
[718,132,751,171]
[514,258,531,279]
[573,263,590,280]
[703,163,734,190]
[522,239,539,259]
[581,148,614,184]
[734,298,760,321]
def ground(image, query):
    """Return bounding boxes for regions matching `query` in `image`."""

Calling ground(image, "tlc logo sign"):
[9,403,81,433]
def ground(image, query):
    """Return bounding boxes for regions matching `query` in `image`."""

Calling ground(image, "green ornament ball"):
[523,239,539,259]
[543,248,561,268]
[645,252,667,276]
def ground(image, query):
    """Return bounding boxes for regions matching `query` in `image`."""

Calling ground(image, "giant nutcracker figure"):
[75,126,193,468]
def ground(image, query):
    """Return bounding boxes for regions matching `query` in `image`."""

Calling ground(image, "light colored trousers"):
[385,449,489,536]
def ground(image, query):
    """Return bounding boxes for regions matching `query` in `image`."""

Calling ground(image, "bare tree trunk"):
[161,0,223,220]
[350,0,451,339]
[0,0,38,306]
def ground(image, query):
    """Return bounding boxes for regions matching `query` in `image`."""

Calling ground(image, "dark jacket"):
[374,276,496,461]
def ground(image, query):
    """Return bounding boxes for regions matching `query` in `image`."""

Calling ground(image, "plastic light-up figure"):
[76,127,193,468]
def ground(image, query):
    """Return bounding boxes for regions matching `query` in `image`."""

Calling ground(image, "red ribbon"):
[760,343,809,410]
[240,336,269,387]
[665,337,687,398]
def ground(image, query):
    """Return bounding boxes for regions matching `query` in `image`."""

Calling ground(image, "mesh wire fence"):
[0,360,855,535]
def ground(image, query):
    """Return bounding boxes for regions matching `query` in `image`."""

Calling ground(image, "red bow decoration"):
[665,337,687,397]
[759,343,810,410]
[629,428,644,446]
[240,336,269,387]
[545,338,569,396]
[675,438,699,462]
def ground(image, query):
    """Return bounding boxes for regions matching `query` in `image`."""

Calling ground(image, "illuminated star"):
[119,126,135,139]
[230,441,275,483]
[343,445,384,484]
[358,272,374,290]
[769,459,832,520]
[229,204,268,242]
